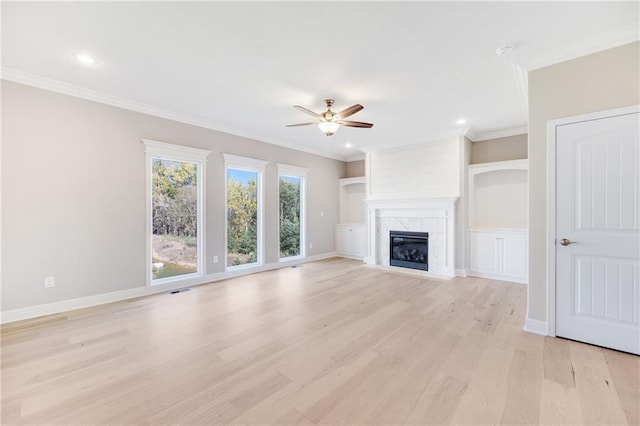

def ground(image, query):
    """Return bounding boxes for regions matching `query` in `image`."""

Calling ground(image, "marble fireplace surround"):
[365,198,459,278]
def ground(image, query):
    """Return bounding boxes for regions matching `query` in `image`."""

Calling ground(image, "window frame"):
[277,163,309,261]
[223,154,268,271]
[142,139,210,286]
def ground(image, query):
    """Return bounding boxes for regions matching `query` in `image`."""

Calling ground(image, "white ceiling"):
[2,2,638,161]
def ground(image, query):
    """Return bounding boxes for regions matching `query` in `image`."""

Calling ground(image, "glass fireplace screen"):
[389,231,429,271]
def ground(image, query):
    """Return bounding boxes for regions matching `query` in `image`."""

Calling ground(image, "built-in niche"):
[467,159,528,283]
[470,168,527,229]
[340,177,366,223]
[336,177,366,259]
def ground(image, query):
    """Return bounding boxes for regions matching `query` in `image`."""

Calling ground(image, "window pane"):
[151,159,198,280]
[227,168,258,267]
[279,176,301,258]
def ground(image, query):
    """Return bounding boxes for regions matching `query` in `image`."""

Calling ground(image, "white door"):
[555,111,640,354]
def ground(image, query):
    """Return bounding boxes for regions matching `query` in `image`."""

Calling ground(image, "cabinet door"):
[469,232,498,275]
[336,225,366,258]
[335,226,349,255]
[501,234,528,280]
[351,226,366,257]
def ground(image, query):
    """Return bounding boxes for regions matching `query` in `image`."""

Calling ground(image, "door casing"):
[546,104,640,337]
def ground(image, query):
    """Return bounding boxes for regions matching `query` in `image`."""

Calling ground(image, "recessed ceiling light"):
[345,142,353,148]
[495,44,514,57]
[72,52,100,66]
[456,118,467,125]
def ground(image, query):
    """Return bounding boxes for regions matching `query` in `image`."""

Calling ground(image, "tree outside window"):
[227,168,258,267]
[279,176,301,258]
[151,159,198,279]
[143,139,210,285]
[278,164,308,260]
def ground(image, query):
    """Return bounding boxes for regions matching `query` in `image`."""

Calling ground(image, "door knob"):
[559,238,574,246]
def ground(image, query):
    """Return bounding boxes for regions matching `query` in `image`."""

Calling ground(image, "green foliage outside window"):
[279,177,301,258]
[227,174,258,266]
[151,159,198,279]
[152,160,198,237]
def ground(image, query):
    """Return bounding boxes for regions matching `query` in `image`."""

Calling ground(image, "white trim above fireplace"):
[365,197,459,279]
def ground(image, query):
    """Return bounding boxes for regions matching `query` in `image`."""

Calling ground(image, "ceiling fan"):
[286,99,373,136]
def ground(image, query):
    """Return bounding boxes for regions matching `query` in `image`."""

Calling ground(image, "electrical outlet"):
[213,255,219,264]
[44,276,55,288]
[309,242,313,249]
[320,210,324,217]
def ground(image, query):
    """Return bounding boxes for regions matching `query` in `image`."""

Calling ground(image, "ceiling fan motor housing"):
[321,99,336,122]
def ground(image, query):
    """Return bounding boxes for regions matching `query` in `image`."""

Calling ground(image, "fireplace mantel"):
[365,197,459,278]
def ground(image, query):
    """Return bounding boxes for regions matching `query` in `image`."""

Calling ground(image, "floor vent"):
[169,288,191,294]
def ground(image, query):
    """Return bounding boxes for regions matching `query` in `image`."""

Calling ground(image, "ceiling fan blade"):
[336,104,363,119]
[338,120,374,128]
[293,105,320,117]
[286,122,318,127]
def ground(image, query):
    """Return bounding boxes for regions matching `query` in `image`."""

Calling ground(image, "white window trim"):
[223,154,268,271]
[277,163,310,179]
[277,163,309,261]
[143,139,211,286]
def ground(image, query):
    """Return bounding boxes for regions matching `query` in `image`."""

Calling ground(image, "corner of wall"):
[523,317,549,336]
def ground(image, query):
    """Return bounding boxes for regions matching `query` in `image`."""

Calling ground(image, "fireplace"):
[389,231,429,271]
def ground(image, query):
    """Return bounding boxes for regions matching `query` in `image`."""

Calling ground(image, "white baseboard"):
[524,318,549,336]
[363,256,376,265]
[0,252,337,324]
[455,268,468,277]
[335,253,365,261]
[466,271,527,285]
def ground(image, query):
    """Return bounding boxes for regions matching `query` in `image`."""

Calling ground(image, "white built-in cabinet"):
[335,177,366,259]
[468,229,528,283]
[335,224,366,259]
[467,160,528,284]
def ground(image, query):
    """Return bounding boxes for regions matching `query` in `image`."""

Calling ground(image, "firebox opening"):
[389,231,429,271]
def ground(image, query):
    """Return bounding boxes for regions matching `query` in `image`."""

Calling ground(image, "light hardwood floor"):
[1,258,638,425]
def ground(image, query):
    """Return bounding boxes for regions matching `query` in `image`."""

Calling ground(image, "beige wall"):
[1,81,344,312]
[344,159,365,178]
[528,42,639,323]
[470,133,527,164]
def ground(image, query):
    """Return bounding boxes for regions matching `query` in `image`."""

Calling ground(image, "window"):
[278,164,308,260]
[224,154,267,269]
[143,139,210,285]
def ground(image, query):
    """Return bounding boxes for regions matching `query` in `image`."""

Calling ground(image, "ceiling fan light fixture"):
[318,121,340,136]
[288,99,372,135]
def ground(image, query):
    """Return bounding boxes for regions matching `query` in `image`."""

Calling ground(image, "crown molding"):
[466,126,528,142]
[345,153,365,162]
[0,67,349,162]
[521,23,639,72]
